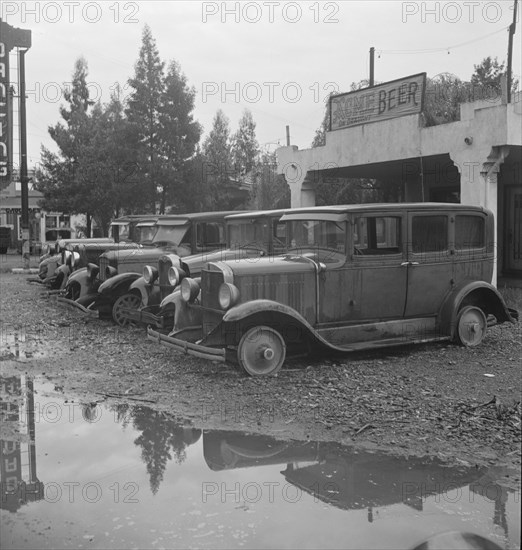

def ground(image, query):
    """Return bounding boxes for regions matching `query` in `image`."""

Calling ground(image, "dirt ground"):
[1,269,521,488]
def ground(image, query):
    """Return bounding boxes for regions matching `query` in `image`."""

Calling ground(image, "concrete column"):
[285,164,316,208]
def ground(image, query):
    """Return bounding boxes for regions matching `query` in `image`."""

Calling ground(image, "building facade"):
[277,90,521,284]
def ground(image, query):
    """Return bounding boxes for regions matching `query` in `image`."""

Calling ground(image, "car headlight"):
[180,278,200,303]
[71,251,80,269]
[143,265,159,284]
[106,266,118,278]
[64,250,72,265]
[167,266,186,287]
[218,283,240,310]
[87,263,99,279]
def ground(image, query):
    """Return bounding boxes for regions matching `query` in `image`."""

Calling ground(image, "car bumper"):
[120,305,169,329]
[56,296,99,317]
[147,327,226,362]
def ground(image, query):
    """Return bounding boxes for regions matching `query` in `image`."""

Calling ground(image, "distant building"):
[0,181,85,251]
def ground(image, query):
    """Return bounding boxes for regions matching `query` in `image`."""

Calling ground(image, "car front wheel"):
[237,325,286,376]
[112,293,142,327]
[455,306,487,347]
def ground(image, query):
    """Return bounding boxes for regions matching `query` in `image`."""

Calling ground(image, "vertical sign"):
[0,31,10,187]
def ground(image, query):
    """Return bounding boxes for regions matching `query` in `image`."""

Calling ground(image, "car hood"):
[223,254,318,277]
[101,247,165,263]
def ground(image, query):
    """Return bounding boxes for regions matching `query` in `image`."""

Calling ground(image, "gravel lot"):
[1,270,521,487]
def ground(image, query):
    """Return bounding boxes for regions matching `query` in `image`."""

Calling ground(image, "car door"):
[318,213,407,324]
[403,212,452,317]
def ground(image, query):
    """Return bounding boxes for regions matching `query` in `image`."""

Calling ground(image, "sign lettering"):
[330,73,426,130]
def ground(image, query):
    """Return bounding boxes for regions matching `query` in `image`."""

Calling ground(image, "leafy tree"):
[126,25,165,212]
[471,56,518,98]
[202,109,234,209]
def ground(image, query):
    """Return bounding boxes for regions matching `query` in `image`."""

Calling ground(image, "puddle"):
[0,374,520,549]
[0,328,49,362]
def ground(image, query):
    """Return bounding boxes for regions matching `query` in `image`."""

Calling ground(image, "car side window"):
[412,216,448,254]
[455,215,485,249]
[354,216,401,255]
[197,223,225,248]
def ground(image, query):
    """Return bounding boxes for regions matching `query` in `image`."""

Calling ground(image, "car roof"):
[155,211,248,224]
[283,203,488,215]
[225,209,288,220]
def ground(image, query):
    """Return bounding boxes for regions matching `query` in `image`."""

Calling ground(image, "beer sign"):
[330,73,426,131]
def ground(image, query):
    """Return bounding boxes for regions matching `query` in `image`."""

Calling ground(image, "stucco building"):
[276,87,521,285]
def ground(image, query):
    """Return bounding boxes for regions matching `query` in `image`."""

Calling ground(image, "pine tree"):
[158,61,202,213]
[202,110,233,209]
[126,25,165,212]
[36,57,97,234]
[231,109,259,176]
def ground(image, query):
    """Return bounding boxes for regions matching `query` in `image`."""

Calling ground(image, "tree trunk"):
[86,214,92,237]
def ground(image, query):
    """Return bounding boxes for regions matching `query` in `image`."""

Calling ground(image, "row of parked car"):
[37,204,518,376]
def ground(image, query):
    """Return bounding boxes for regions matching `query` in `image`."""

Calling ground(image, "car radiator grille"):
[99,257,109,282]
[158,257,174,300]
[201,269,224,311]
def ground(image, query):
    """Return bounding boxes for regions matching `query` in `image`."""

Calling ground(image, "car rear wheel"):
[112,293,142,327]
[455,306,487,347]
[237,325,286,376]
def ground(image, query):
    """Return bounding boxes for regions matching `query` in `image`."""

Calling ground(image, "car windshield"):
[228,220,272,251]
[109,223,131,242]
[152,224,191,246]
[136,225,156,244]
[287,220,346,259]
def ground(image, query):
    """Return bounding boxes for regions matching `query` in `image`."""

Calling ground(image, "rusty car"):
[147,203,518,376]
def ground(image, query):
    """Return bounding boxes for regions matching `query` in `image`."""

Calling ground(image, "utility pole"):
[19,48,30,267]
[369,47,375,87]
[286,125,290,146]
[507,0,518,103]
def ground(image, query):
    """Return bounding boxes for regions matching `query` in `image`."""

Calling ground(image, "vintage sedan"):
[116,209,288,328]
[95,211,244,323]
[148,203,518,376]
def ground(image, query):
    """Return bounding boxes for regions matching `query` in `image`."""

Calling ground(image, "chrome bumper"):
[147,327,226,362]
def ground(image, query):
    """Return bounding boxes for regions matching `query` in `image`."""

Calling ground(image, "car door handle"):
[401,261,419,266]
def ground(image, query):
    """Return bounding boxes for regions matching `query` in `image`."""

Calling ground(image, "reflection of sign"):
[330,73,426,130]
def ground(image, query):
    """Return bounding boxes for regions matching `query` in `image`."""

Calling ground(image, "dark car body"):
[94,211,245,322]
[38,238,114,287]
[148,203,518,376]
[118,210,288,328]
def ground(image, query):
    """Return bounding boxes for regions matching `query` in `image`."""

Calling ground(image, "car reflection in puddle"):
[0,373,519,550]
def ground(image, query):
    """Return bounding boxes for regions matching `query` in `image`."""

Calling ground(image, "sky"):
[2,0,521,169]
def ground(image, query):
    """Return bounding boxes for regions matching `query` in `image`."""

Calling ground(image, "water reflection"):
[1,373,519,550]
[0,376,44,512]
[112,404,201,494]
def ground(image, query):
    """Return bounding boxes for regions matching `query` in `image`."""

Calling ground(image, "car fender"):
[65,268,97,299]
[98,272,141,297]
[220,299,324,348]
[161,286,203,331]
[130,277,153,306]
[49,264,70,290]
[439,280,517,338]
